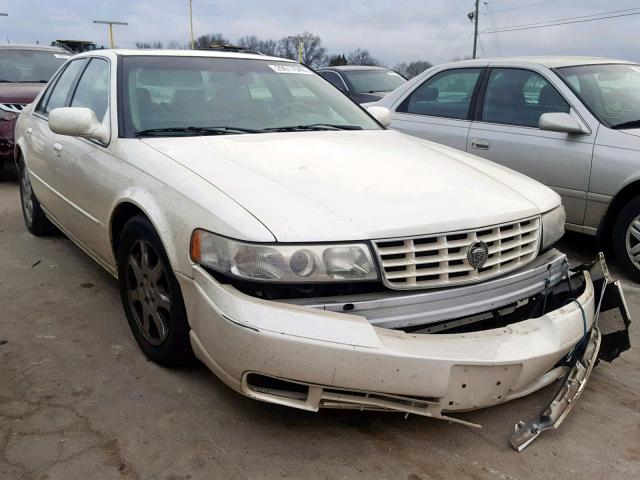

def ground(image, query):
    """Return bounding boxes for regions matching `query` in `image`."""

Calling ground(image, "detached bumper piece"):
[510,253,631,452]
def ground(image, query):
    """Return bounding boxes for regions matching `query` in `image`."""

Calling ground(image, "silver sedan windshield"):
[121,55,381,136]
[557,63,640,129]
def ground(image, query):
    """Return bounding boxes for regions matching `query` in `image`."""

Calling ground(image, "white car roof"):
[443,55,636,69]
[74,48,294,63]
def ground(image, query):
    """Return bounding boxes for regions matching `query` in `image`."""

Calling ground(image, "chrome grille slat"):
[0,103,26,114]
[374,217,541,290]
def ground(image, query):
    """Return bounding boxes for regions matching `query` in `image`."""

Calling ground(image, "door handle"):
[471,138,490,150]
[53,143,63,157]
[26,127,33,139]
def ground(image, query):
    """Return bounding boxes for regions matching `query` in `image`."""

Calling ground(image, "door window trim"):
[37,58,90,118]
[318,70,349,93]
[473,66,588,132]
[34,56,113,147]
[393,67,487,122]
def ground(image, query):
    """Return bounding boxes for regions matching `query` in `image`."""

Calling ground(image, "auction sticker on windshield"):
[269,64,313,74]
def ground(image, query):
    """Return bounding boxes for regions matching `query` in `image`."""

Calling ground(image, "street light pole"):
[287,35,311,63]
[189,0,195,49]
[93,20,128,48]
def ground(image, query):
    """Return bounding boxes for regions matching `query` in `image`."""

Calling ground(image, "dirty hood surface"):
[0,83,45,104]
[142,130,559,242]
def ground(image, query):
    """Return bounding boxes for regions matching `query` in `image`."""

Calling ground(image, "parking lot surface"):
[1,178,639,480]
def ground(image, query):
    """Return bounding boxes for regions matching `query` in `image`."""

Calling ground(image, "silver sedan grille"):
[373,216,541,290]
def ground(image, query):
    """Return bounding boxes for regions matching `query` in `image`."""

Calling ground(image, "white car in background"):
[13,49,629,450]
[369,56,640,282]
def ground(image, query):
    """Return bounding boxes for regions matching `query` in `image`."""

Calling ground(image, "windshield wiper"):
[265,123,363,132]
[134,126,265,137]
[611,119,640,130]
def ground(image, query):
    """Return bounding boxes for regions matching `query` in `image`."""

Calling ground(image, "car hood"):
[141,130,560,242]
[0,83,45,104]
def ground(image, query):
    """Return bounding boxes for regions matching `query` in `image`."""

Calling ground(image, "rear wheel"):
[117,215,193,366]
[18,159,57,236]
[612,195,640,282]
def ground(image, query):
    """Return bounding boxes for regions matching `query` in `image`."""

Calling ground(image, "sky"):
[1,0,639,66]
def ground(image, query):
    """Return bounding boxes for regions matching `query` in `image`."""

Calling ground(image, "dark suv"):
[0,45,69,176]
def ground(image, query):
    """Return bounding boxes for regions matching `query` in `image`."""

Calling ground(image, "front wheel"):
[612,195,640,282]
[117,215,193,366]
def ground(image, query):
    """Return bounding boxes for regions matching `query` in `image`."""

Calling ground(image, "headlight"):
[190,229,379,283]
[541,205,566,250]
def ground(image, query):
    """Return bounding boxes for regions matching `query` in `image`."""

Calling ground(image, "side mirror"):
[366,106,392,128]
[539,112,586,134]
[49,107,110,144]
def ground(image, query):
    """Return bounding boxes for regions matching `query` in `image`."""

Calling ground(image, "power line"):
[487,0,560,14]
[481,9,640,33]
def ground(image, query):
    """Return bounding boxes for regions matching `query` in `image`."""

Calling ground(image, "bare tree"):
[238,36,278,56]
[347,48,380,66]
[394,60,433,79]
[135,41,164,49]
[194,33,229,49]
[166,40,187,50]
[238,35,260,51]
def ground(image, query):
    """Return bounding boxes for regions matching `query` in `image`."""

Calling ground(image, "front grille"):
[0,103,26,114]
[373,216,541,290]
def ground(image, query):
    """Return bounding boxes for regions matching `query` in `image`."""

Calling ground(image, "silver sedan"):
[370,56,640,281]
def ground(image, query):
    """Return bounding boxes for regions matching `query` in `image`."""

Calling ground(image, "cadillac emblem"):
[467,241,489,269]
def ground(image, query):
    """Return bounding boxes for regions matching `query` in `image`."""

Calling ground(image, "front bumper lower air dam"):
[510,253,631,451]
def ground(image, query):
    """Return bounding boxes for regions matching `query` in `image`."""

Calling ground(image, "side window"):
[70,58,110,121]
[397,68,482,119]
[42,59,87,115]
[320,71,347,92]
[482,68,570,128]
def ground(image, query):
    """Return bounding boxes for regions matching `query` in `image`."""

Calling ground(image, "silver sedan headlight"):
[541,205,566,250]
[190,229,379,283]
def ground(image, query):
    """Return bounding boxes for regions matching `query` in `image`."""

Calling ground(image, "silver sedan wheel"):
[20,167,34,225]
[626,215,640,270]
[126,239,172,346]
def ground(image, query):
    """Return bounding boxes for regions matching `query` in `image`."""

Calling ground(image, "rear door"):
[390,67,485,150]
[467,67,595,225]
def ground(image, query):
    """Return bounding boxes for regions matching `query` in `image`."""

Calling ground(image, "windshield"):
[556,63,640,128]
[343,69,406,94]
[121,56,381,137]
[0,50,69,83]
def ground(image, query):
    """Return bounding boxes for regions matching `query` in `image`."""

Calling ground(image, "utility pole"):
[189,0,195,49]
[93,20,128,49]
[472,0,479,59]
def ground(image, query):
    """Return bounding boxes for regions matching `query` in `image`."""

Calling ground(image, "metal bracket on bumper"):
[510,253,631,452]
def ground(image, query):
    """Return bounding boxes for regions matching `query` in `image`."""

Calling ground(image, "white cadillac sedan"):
[14,50,629,450]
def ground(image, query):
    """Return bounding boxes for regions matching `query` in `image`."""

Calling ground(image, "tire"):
[612,195,640,282]
[117,215,194,366]
[18,159,58,236]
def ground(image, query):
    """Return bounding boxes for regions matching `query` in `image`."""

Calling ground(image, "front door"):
[390,68,484,151]
[27,58,88,228]
[467,67,594,225]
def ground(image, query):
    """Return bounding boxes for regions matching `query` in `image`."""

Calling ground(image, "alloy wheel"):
[626,214,640,270]
[126,239,172,345]
[20,167,34,225]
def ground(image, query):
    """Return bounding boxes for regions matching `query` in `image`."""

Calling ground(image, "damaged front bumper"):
[510,253,631,450]
[177,249,630,450]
